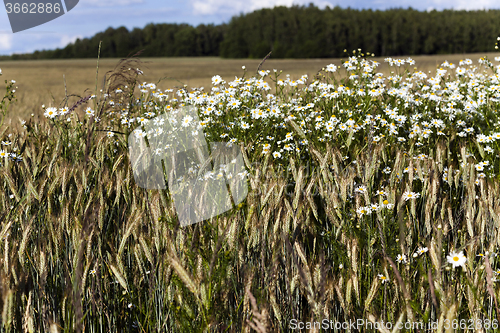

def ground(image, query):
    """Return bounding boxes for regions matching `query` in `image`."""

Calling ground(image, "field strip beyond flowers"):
[1,52,500,130]
[1,47,500,331]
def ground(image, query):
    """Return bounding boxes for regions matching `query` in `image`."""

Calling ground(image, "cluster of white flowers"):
[356,200,394,216]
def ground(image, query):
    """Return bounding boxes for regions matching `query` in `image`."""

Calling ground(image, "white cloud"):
[191,0,332,16]
[192,1,218,15]
[385,0,500,10]
[60,34,83,47]
[212,0,500,15]
[0,35,13,51]
[81,0,145,7]
[445,0,500,10]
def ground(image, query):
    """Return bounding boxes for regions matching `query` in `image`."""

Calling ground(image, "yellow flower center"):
[453,256,459,261]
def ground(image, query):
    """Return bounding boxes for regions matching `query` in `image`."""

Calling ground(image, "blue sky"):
[1,0,500,55]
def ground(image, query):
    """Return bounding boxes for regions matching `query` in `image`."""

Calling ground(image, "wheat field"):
[1,49,500,332]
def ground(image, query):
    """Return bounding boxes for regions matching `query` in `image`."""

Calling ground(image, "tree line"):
[2,4,500,60]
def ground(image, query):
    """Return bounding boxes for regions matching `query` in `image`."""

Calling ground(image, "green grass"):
[1,48,500,332]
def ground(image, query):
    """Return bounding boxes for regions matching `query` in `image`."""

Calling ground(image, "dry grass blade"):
[364,277,380,311]
[2,169,19,201]
[167,245,199,296]
[428,268,438,311]
[390,312,406,333]
[67,95,92,116]
[288,119,308,141]
[484,256,500,319]
[261,182,277,208]
[445,303,457,333]
[117,210,140,257]
[366,313,390,333]
[109,263,128,292]
[18,217,34,266]
[245,288,268,333]
[256,51,272,74]
[2,289,14,330]
[0,221,12,240]
[139,236,154,267]
[385,255,409,300]
[22,291,34,333]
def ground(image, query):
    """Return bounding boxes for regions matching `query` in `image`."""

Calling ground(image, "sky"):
[1,0,500,55]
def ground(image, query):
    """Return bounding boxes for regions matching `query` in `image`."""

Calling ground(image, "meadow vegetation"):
[2,52,499,131]
[1,46,500,332]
